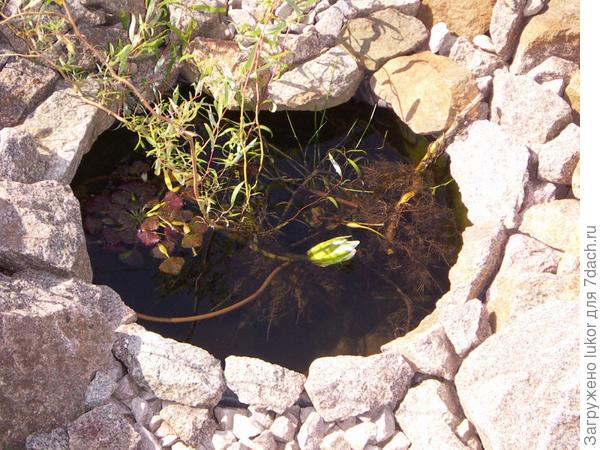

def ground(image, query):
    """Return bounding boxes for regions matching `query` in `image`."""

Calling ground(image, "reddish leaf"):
[163,191,183,212]
[137,229,160,246]
[165,226,179,241]
[140,216,159,231]
[159,257,185,275]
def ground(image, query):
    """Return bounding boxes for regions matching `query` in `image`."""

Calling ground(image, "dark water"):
[72,101,459,373]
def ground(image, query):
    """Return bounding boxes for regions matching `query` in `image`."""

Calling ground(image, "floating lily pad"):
[159,256,185,275]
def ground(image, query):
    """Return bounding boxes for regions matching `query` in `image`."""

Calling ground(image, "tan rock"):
[511,0,580,74]
[341,8,428,71]
[572,160,580,198]
[370,52,479,134]
[417,0,495,39]
[564,69,580,116]
[519,199,579,251]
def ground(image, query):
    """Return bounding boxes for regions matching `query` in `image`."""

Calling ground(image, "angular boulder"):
[0,179,92,280]
[304,351,414,421]
[0,58,58,128]
[341,8,428,71]
[449,36,505,77]
[531,122,579,185]
[455,301,579,449]
[160,403,217,447]
[0,127,46,183]
[0,274,113,447]
[370,51,479,134]
[511,0,580,74]
[224,356,306,414]
[491,70,573,146]
[446,120,531,229]
[417,0,495,39]
[268,46,363,111]
[519,199,579,251]
[18,86,114,183]
[112,323,226,407]
[67,404,142,450]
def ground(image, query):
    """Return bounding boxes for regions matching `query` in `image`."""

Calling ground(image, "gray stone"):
[232,413,265,440]
[489,0,526,60]
[449,37,505,77]
[447,221,507,301]
[381,313,460,380]
[428,22,456,56]
[279,27,328,67]
[212,430,238,450]
[0,179,92,280]
[168,0,228,40]
[315,3,346,44]
[321,429,352,450]
[474,75,492,99]
[359,406,395,444]
[18,87,114,183]
[455,301,578,450]
[572,160,580,198]
[114,375,141,406]
[491,70,573,146]
[80,0,146,19]
[526,56,579,84]
[532,123,579,185]
[224,356,306,414]
[0,127,46,183]
[455,419,483,450]
[0,273,113,447]
[131,397,159,427]
[244,430,278,450]
[341,8,428,71]
[347,0,421,16]
[522,180,560,210]
[214,406,250,430]
[344,421,377,450]
[382,432,411,450]
[446,120,531,228]
[268,46,363,111]
[523,0,546,16]
[519,199,579,251]
[160,403,217,447]
[25,428,69,450]
[12,269,135,329]
[0,58,58,128]
[395,379,467,450]
[541,77,565,96]
[134,424,162,450]
[113,323,226,407]
[304,351,414,421]
[472,34,496,53]
[68,404,141,450]
[269,413,298,442]
[85,371,118,410]
[296,409,328,450]
[439,299,491,357]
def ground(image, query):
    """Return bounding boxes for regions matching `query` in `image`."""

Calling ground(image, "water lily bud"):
[306,236,360,267]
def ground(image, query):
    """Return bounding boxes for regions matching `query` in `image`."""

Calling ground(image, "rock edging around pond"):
[0,0,580,449]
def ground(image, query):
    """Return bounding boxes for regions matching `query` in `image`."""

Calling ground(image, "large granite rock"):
[370,51,479,134]
[395,379,468,450]
[446,120,531,229]
[447,221,508,301]
[304,351,414,421]
[489,0,527,61]
[455,301,579,449]
[439,299,492,358]
[346,0,420,16]
[341,8,428,71]
[485,233,575,330]
[381,312,460,380]
[224,356,306,414]
[491,70,573,146]
[268,46,363,111]
[67,403,142,450]
[18,86,114,183]
[511,0,580,74]
[417,0,495,39]
[519,199,579,251]
[531,122,579,185]
[0,179,92,280]
[0,274,114,447]
[0,58,58,128]
[160,403,217,447]
[449,36,505,77]
[0,127,47,183]
[112,323,226,407]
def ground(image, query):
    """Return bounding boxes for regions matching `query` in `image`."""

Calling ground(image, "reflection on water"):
[72,101,459,373]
